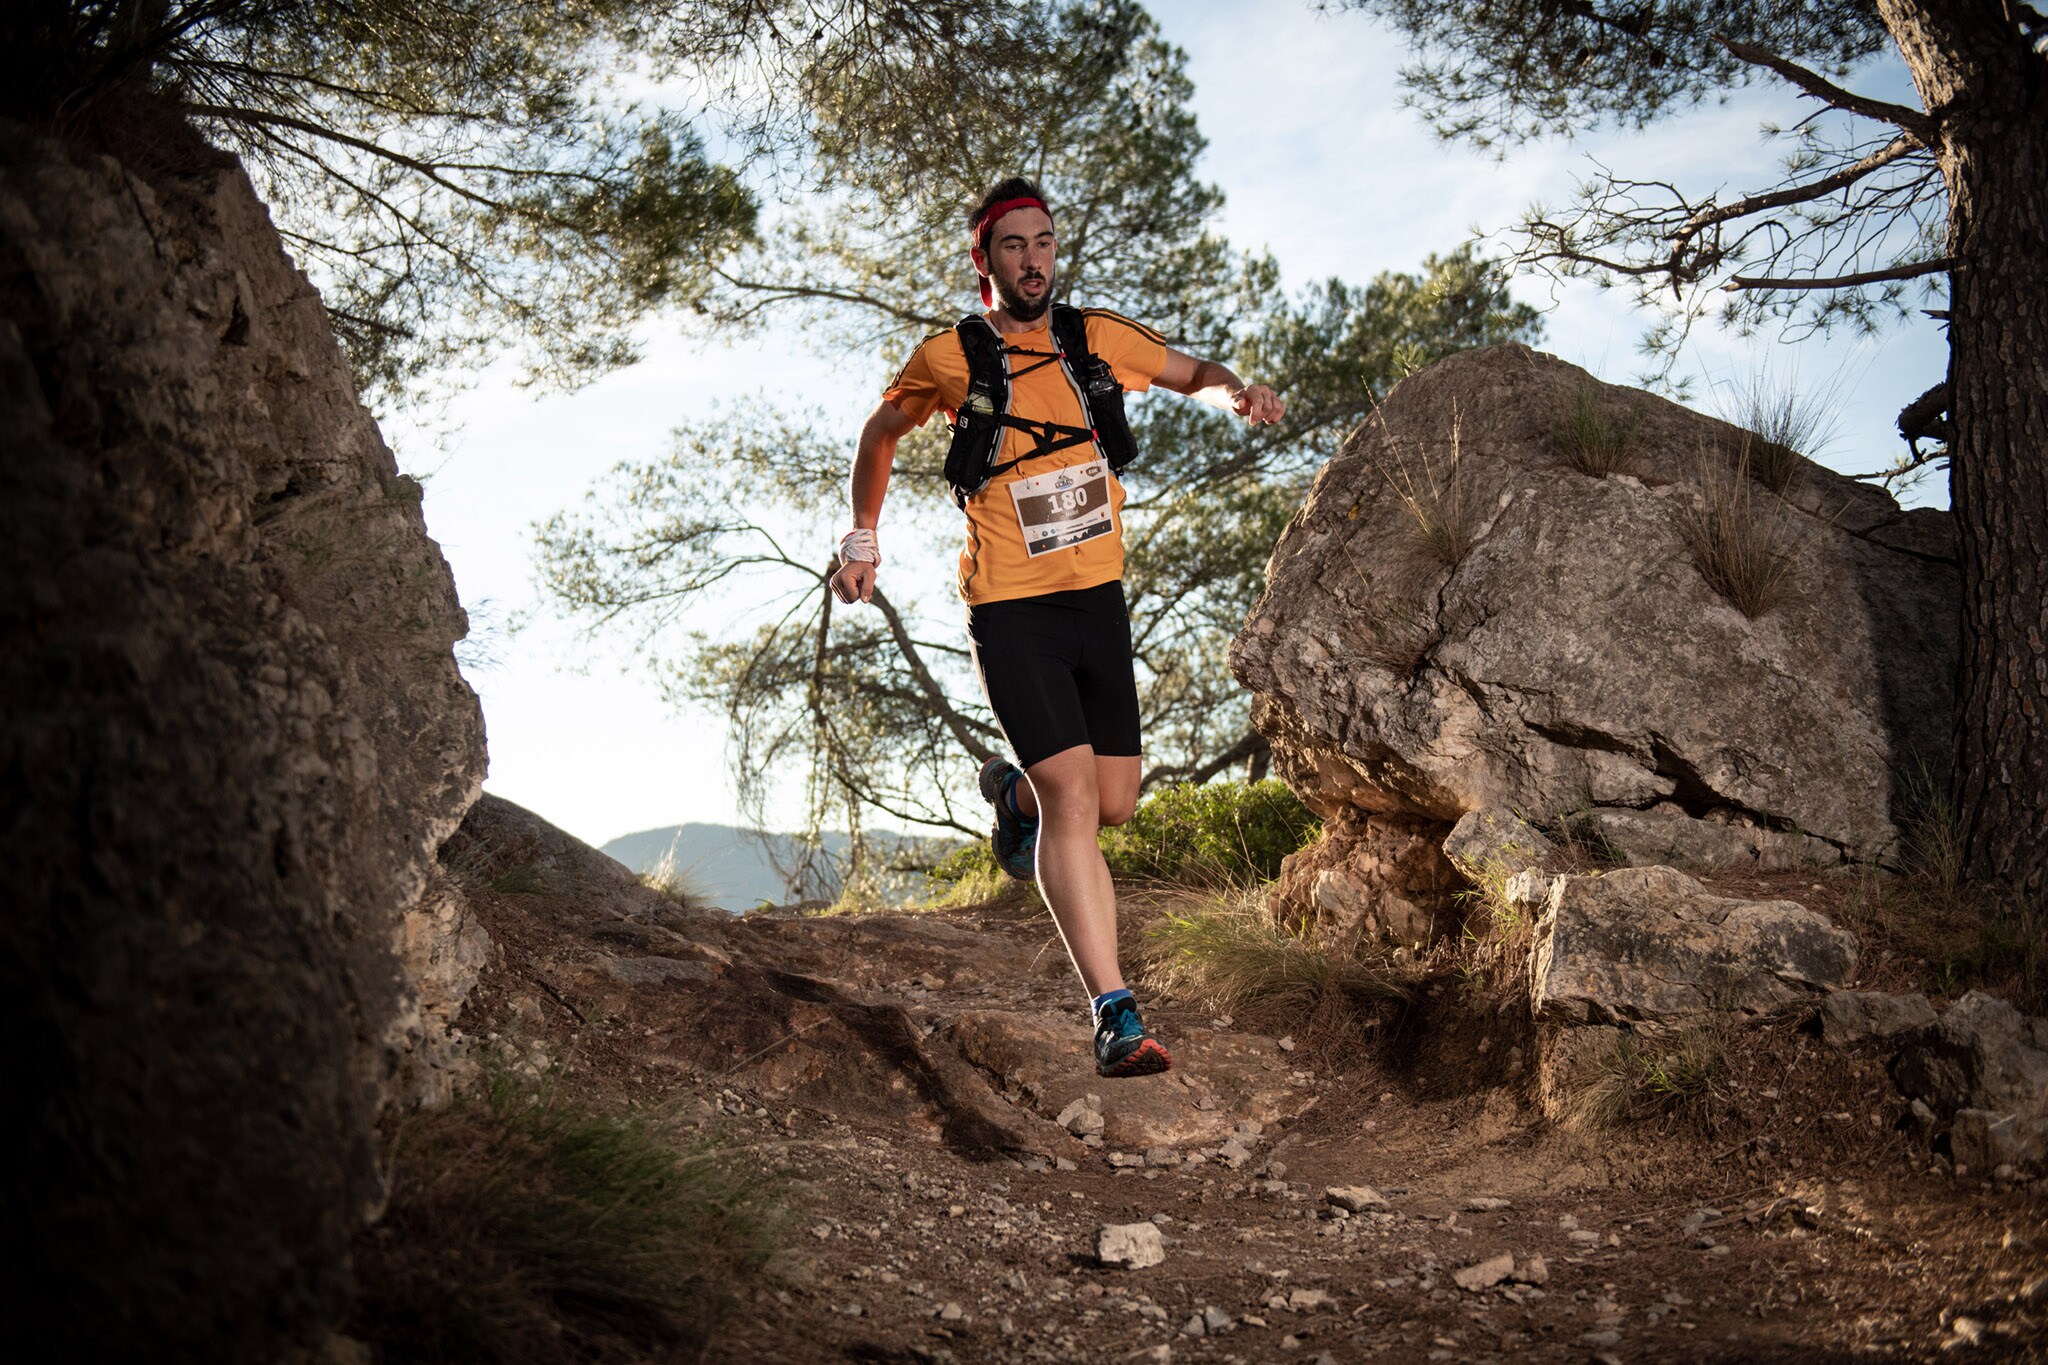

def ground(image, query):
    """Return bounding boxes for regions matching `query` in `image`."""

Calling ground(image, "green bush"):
[1102,779,1321,886]
[923,778,1320,899]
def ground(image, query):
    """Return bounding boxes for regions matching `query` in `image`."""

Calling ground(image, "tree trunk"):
[1882,2,2048,959]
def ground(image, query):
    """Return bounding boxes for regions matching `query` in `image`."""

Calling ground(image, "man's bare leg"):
[1018,746,1141,996]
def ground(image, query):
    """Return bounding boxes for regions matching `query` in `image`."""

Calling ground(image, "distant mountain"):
[600,823,956,911]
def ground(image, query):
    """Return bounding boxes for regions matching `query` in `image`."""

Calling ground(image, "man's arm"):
[830,398,918,605]
[1154,347,1286,425]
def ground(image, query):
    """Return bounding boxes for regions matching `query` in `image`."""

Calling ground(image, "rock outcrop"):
[1234,344,1958,921]
[1,119,485,1360]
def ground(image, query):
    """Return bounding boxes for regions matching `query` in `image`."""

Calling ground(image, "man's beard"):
[994,268,1053,321]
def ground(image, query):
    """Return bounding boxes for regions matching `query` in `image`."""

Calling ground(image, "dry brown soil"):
[442,821,2047,1365]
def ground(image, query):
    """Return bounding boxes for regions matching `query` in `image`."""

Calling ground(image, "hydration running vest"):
[942,303,1139,508]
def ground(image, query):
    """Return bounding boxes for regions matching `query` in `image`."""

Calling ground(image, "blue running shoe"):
[978,756,1039,881]
[1093,996,1172,1078]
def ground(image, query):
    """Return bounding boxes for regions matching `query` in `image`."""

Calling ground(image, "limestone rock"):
[1442,807,1556,880]
[1453,1253,1516,1291]
[1951,1109,2024,1172]
[1232,344,1958,874]
[1326,1185,1390,1212]
[1893,991,2048,1168]
[1818,990,1937,1050]
[1,122,485,1359]
[1265,808,1462,946]
[1097,1222,1167,1269]
[1528,867,1857,1024]
[397,868,495,1106]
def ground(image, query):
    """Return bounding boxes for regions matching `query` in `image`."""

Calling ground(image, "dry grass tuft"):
[1715,370,1841,494]
[1558,1024,1729,1134]
[1382,410,1481,570]
[1897,758,1964,905]
[1552,383,1641,477]
[640,846,711,909]
[1142,891,1414,1034]
[350,1076,780,1363]
[1684,445,1797,618]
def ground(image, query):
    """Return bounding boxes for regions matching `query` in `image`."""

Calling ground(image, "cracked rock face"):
[1231,344,1957,874]
[1,121,485,1359]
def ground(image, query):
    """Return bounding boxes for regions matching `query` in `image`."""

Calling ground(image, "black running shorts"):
[967,580,1141,770]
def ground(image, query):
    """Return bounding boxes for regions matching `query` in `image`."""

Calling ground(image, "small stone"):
[1949,1316,1987,1346]
[1141,1348,1173,1365]
[1326,1185,1390,1213]
[1568,1229,1603,1246]
[1202,1305,1233,1331]
[1511,1255,1549,1286]
[810,1222,833,1240]
[1261,1161,1289,1181]
[1579,1330,1622,1347]
[1108,1151,1146,1169]
[1097,1222,1167,1269]
[1278,1035,1296,1052]
[1452,1253,1515,1291]
[1181,1315,1205,1337]
[1145,1146,1181,1167]
[936,1302,965,1322]
[1056,1099,1107,1136]
[1280,1335,1301,1349]
[1054,1156,1079,1171]
[1287,1288,1335,1312]
[1464,1196,1512,1212]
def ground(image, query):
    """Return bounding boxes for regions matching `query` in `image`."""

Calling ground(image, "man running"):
[829,177,1284,1078]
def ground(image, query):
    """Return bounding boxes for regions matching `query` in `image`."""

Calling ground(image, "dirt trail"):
[443,802,2047,1364]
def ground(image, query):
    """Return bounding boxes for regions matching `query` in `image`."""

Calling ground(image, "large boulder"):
[1,119,485,1359]
[1233,344,1957,895]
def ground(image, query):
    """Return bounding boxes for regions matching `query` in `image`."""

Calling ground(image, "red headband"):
[973,196,1052,250]
[972,196,1053,307]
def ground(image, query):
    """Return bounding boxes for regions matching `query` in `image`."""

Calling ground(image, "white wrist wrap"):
[839,528,880,566]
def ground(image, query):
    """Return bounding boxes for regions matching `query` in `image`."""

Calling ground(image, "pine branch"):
[1723,257,1953,291]
[1719,39,1933,140]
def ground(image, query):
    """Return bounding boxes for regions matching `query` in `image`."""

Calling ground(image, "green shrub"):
[351,1077,779,1363]
[1100,779,1321,887]
[923,779,1320,900]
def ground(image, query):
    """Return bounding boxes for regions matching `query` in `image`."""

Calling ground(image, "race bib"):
[1009,462,1114,557]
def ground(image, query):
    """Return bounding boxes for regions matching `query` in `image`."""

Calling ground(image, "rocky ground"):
[427,799,2047,1364]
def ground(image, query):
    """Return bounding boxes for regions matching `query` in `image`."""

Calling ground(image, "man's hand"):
[1231,384,1285,425]
[830,560,876,604]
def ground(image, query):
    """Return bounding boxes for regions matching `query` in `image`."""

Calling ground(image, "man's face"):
[974,205,1056,321]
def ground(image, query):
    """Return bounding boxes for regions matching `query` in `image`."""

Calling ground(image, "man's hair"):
[968,176,1050,247]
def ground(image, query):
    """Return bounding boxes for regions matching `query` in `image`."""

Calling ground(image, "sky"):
[382,1,1949,853]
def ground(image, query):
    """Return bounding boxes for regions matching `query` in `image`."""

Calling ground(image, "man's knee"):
[1098,797,1137,828]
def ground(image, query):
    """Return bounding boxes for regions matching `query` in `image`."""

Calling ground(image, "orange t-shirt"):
[883,308,1169,605]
